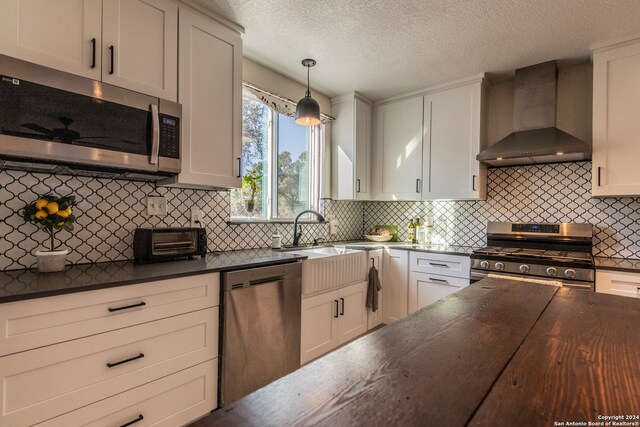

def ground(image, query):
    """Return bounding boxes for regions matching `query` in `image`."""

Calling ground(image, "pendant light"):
[295,58,321,126]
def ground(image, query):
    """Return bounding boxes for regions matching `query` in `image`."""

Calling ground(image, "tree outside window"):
[231,94,321,220]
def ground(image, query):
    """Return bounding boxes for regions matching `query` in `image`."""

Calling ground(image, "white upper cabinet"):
[161,6,242,189]
[0,0,103,80]
[102,0,177,101]
[371,76,487,201]
[373,97,424,200]
[592,39,640,197]
[0,0,178,101]
[331,93,372,200]
[423,80,487,200]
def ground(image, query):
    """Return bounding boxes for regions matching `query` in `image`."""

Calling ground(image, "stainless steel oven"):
[471,222,595,291]
[470,270,593,290]
[0,54,180,178]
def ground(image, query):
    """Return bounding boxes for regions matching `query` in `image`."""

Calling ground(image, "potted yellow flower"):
[20,195,76,273]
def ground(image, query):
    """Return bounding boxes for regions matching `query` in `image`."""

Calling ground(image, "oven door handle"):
[470,270,489,282]
[150,104,160,165]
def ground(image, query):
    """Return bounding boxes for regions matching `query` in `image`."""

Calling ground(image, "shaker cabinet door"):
[593,40,640,196]
[423,82,486,200]
[301,291,339,364]
[374,97,424,200]
[167,7,242,189]
[102,0,178,100]
[0,0,102,80]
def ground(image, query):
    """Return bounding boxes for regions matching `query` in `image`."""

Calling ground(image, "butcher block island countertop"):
[192,278,640,427]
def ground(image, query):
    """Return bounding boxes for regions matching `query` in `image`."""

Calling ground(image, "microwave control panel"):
[158,115,180,159]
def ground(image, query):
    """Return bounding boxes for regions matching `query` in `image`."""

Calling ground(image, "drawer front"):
[410,252,470,278]
[596,270,640,298]
[0,272,219,356]
[40,360,217,427]
[0,308,218,427]
[409,272,470,313]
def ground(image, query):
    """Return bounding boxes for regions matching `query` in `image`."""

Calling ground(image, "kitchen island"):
[192,278,640,427]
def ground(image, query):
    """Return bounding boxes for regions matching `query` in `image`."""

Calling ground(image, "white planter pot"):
[35,249,69,273]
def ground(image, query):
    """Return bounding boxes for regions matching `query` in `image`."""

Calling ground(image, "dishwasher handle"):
[223,262,302,291]
[228,276,285,290]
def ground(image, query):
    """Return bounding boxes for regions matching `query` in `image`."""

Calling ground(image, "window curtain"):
[242,82,334,124]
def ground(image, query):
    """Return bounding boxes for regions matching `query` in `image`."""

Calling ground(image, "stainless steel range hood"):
[477,61,591,167]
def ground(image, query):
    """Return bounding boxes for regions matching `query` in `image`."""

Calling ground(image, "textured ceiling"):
[194,0,640,101]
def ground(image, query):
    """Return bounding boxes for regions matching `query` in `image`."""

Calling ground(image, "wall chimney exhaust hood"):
[477,61,591,167]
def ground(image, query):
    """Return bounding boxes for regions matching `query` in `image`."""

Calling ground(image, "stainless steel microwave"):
[0,54,181,179]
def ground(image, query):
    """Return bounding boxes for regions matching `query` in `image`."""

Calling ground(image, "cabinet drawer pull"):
[340,297,345,315]
[108,301,146,312]
[107,352,145,368]
[334,300,339,318]
[416,179,421,193]
[109,45,115,74]
[472,174,477,191]
[597,166,601,187]
[429,277,449,284]
[356,178,361,193]
[237,157,241,178]
[120,414,144,427]
[90,38,96,69]
[429,262,449,268]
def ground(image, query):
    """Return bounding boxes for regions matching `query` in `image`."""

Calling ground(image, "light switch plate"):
[147,196,167,216]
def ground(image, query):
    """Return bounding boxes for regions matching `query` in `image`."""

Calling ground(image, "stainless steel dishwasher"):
[220,261,302,405]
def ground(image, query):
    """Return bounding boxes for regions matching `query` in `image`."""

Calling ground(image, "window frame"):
[231,92,322,222]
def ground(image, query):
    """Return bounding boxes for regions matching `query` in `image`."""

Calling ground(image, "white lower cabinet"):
[409,272,470,313]
[596,270,640,298]
[408,251,471,312]
[0,274,220,427]
[301,281,368,364]
[39,361,217,427]
[383,249,410,324]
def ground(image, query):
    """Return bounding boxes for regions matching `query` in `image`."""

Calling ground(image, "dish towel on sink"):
[366,265,382,312]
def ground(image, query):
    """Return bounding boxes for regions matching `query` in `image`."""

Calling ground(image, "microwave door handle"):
[150,104,160,165]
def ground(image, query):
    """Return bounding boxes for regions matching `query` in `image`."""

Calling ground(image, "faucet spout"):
[292,209,325,247]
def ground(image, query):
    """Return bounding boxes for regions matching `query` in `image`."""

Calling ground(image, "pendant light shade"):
[295,59,321,126]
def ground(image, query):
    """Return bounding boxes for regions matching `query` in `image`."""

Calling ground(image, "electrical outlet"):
[191,208,204,227]
[329,218,339,235]
[146,196,167,216]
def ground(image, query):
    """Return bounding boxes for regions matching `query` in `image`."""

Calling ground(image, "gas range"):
[471,222,594,290]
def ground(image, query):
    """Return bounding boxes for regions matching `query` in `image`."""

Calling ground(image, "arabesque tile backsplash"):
[1,161,639,270]
[364,162,640,258]
[0,170,362,270]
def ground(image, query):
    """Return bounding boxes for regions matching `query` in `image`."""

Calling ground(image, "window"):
[230,93,323,220]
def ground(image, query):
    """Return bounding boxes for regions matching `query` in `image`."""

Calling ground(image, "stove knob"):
[480,260,489,269]
[495,262,505,271]
[519,264,530,274]
[546,267,558,277]
[565,269,576,279]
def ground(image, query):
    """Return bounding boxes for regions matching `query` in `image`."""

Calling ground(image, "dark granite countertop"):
[336,241,477,256]
[595,256,640,273]
[0,249,306,304]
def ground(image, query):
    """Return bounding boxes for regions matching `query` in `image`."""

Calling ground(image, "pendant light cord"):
[306,65,311,97]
